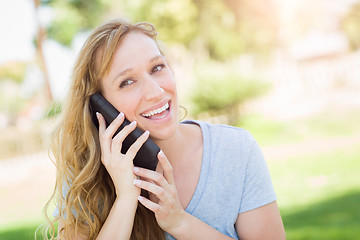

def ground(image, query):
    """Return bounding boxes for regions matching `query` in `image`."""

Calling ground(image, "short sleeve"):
[239,138,276,213]
[52,180,71,217]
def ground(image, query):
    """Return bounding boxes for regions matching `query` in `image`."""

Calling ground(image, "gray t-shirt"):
[55,120,276,239]
[165,120,276,239]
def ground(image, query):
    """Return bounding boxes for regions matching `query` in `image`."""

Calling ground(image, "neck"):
[152,123,187,165]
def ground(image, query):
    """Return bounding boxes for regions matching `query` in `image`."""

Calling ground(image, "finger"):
[102,113,125,143]
[137,195,161,213]
[125,131,150,160]
[97,113,110,163]
[134,179,166,200]
[134,179,174,206]
[112,121,137,154]
[97,112,106,137]
[133,167,168,188]
[158,151,174,185]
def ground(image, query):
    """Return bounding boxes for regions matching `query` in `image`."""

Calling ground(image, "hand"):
[133,151,186,233]
[97,112,150,199]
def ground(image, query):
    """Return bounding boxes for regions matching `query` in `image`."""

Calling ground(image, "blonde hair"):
[42,19,165,240]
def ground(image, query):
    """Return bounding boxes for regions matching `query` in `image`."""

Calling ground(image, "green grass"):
[238,108,360,146]
[0,224,45,240]
[270,146,360,209]
[1,108,359,239]
[238,114,305,145]
[0,222,58,240]
[282,190,360,240]
[0,224,39,240]
[269,146,360,239]
[238,108,360,239]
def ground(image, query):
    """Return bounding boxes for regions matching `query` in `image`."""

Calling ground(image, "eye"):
[151,64,165,74]
[119,79,134,88]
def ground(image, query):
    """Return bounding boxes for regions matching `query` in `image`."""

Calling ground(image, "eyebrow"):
[112,55,164,83]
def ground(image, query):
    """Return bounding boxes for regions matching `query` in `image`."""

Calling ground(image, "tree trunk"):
[33,0,53,102]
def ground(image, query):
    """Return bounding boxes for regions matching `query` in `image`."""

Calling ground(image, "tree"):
[123,0,199,47]
[34,0,53,102]
[41,0,111,46]
[342,2,360,50]
[123,0,279,60]
[189,62,269,125]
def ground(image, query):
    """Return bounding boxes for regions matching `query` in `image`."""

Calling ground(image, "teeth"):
[142,102,169,118]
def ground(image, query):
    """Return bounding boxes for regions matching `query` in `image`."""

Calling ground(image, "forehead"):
[111,32,161,67]
[95,31,161,80]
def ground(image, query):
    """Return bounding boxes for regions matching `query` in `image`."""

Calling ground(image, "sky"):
[0,0,36,64]
[0,0,75,100]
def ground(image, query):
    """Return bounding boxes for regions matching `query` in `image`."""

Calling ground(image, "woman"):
[45,18,285,239]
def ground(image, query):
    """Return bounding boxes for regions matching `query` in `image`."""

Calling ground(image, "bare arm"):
[96,195,138,239]
[57,113,149,239]
[134,152,286,240]
[235,201,286,240]
[134,152,237,240]
[57,196,138,240]
[167,212,236,240]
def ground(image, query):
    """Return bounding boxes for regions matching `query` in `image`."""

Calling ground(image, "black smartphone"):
[89,93,159,171]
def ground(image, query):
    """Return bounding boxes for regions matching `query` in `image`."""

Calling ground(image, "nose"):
[142,75,164,102]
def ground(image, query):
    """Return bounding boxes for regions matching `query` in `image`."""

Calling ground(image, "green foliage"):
[46,2,84,46]
[342,2,360,50]
[43,0,277,59]
[0,62,27,83]
[190,63,269,124]
[45,0,111,46]
[123,0,274,60]
[124,0,199,47]
[196,0,245,60]
[44,101,62,118]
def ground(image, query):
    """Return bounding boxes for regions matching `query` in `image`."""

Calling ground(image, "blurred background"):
[0,0,359,239]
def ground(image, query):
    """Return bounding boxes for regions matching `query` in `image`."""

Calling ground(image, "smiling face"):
[99,31,179,141]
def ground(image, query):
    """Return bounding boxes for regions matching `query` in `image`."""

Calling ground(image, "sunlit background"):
[0,0,359,239]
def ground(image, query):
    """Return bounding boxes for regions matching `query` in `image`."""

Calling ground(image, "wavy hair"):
[41,19,165,240]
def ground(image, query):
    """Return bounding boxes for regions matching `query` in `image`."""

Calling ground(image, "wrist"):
[114,180,140,201]
[114,193,138,209]
[167,211,190,239]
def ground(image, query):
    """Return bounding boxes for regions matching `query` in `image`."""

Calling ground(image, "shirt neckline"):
[181,120,210,214]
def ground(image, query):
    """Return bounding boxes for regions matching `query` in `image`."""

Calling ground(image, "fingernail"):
[134,179,141,185]
[133,167,139,173]
[144,130,150,136]
[117,112,124,119]
[130,121,137,126]
[138,196,144,202]
[96,112,99,119]
[159,150,165,157]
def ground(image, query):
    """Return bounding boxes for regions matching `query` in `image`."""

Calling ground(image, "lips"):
[141,101,170,119]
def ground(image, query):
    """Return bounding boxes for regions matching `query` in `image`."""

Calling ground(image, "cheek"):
[161,74,177,95]
[111,94,142,121]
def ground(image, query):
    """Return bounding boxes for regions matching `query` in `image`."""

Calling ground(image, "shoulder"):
[183,120,258,161]
[185,120,256,146]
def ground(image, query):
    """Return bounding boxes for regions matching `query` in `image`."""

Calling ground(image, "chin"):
[148,123,179,142]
